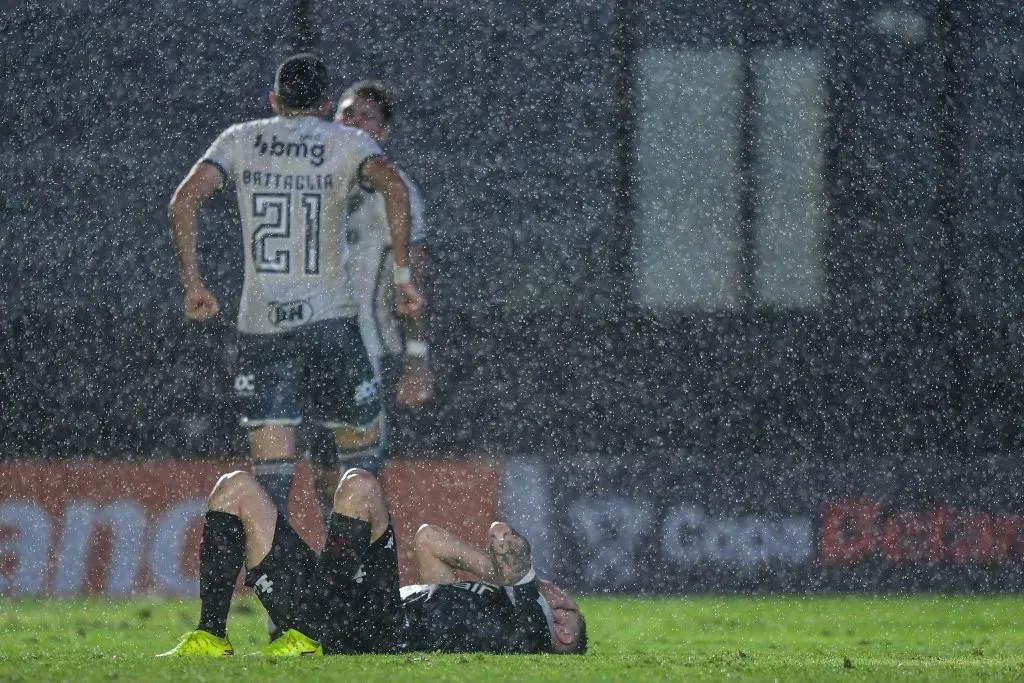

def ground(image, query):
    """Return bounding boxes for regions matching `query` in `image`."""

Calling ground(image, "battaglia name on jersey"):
[242,170,334,190]
[253,133,325,167]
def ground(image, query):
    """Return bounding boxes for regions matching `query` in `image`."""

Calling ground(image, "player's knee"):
[208,470,259,510]
[413,523,443,551]
[333,467,382,511]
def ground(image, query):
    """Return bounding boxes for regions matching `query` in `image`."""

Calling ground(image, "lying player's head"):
[536,579,587,655]
[335,80,395,143]
[271,53,331,116]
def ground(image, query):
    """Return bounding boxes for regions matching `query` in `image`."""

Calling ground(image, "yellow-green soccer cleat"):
[157,629,234,657]
[260,628,323,656]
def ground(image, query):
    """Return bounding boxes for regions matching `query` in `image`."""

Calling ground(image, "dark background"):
[2,0,1023,468]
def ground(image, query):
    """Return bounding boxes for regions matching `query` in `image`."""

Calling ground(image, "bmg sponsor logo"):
[253,134,325,167]
[268,300,313,327]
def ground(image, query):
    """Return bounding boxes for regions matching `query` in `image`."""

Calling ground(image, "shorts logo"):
[354,379,379,406]
[234,374,256,396]
[254,574,274,594]
[268,300,313,327]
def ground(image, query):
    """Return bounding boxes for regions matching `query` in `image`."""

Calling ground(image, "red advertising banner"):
[820,499,1024,565]
[0,458,499,596]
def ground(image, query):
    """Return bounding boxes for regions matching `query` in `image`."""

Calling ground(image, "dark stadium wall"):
[2,0,1024,469]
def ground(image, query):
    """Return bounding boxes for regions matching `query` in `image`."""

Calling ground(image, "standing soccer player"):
[306,80,436,512]
[169,54,423,518]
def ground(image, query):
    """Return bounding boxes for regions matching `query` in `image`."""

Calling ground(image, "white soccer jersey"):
[201,115,383,334]
[344,169,427,368]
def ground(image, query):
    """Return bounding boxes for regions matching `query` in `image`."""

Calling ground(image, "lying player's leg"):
[158,471,272,656]
[318,467,390,597]
[318,468,406,654]
[159,471,322,657]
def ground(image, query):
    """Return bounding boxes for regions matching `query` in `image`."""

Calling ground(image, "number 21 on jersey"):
[250,192,322,274]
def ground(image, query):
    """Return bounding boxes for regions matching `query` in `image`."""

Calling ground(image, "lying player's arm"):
[412,523,501,584]
[169,161,223,320]
[360,158,423,316]
[397,243,436,407]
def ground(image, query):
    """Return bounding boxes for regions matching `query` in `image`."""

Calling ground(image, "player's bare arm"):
[486,522,534,583]
[169,161,224,320]
[397,243,436,407]
[412,523,501,584]
[359,157,424,316]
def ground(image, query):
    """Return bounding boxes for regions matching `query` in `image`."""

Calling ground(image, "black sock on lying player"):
[322,514,371,579]
[196,511,245,638]
[313,514,371,636]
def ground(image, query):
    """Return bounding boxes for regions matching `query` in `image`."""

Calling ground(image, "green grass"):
[2,595,1024,681]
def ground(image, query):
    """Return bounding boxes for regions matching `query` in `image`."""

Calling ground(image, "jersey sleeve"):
[199,124,239,183]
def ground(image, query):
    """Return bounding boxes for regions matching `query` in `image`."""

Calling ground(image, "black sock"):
[323,514,371,575]
[197,511,245,638]
[314,514,371,638]
[253,459,296,520]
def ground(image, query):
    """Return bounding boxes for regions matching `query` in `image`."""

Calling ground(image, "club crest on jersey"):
[253,134,325,167]
[268,300,313,327]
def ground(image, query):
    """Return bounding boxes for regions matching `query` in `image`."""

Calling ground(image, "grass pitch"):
[2,594,1024,681]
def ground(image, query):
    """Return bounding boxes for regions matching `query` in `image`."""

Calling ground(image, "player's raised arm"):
[169,161,224,320]
[359,157,424,316]
[412,523,501,584]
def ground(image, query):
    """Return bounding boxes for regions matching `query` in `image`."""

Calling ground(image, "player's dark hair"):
[275,53,330,109]
[338,80,396,125]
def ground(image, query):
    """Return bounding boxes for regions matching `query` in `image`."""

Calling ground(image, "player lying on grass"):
[158,468,587,656]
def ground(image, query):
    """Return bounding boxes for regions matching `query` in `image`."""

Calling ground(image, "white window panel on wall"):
[753,48,826,308]
[635,48,744,310]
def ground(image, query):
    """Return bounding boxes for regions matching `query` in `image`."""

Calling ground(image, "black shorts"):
[233,317,381,429]
[243,513,319,630]
[245,513,405,654]
[320,523,407,654]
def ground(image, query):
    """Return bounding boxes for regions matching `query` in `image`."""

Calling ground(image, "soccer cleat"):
[157,629,234,657]
[260,628,323,656]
